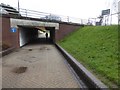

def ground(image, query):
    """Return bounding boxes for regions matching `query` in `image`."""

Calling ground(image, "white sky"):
[0,0,114,19]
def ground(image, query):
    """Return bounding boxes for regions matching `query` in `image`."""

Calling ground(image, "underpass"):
[2,44,81,88]
[18,26,56,47]
[2,18,85,88]
[1,12,108,89]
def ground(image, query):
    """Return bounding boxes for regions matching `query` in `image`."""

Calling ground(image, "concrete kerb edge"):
[55,43,108,89]
[0,47,15,57]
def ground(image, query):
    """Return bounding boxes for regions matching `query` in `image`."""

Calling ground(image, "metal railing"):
[1,5,120,25]
[17,8,88,24]
[0,6,89,25]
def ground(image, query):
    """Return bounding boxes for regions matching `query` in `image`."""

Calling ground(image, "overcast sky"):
[0,0,115,19]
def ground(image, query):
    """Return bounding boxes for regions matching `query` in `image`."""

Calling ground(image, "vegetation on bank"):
[59,25,119,88]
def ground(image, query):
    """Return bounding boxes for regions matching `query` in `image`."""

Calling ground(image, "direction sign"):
[102,9,110,16]
[11,27,17,33]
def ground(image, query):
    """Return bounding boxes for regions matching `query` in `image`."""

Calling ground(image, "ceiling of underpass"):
[18,25,55,32]
[11,18,59,30]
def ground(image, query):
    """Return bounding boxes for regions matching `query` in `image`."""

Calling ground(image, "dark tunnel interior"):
[18,26,55,47]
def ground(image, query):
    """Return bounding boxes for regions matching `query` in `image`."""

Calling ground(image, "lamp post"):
[18,0,20,12]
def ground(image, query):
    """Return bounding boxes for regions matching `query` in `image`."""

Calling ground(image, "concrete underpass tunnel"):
[18,26,55,47]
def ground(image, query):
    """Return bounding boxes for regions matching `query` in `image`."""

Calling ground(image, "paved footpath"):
[2,44,80,88]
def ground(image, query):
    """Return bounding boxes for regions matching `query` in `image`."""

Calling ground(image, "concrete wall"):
[11,18,59,30]
[19,27,29,47]
[55,23,81,41]
[19,27,38,47]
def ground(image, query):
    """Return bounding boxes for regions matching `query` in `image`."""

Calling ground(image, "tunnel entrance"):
[18,26,55,47]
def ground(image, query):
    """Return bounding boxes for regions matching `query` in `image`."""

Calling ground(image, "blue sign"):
[11,27,17,33]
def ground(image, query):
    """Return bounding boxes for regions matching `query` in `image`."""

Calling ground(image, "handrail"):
[0,6,94,25]
[1,6,119,25]
[16,7,88,24]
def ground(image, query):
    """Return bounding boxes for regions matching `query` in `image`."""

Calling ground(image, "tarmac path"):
[2,44,80,88]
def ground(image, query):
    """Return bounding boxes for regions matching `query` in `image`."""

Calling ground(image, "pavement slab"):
[2,44,80,88]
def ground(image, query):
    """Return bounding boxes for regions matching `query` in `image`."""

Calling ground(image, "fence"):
[18,8,88,25]
[0,6,88,25]
[2,5,119,25]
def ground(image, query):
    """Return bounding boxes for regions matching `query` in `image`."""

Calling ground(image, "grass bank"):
[58,25,119,88]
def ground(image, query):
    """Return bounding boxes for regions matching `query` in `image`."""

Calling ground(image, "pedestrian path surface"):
[2,44,80,88]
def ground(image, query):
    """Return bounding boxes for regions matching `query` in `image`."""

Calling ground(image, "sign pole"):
[102,9,110,26]
[105,16,106,26]
[18,0,20,12]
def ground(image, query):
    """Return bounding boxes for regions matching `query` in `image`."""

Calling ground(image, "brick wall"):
[2,17,19,48]
[2,16,82,49]
[55,23,81,41]
[0,17,2,44]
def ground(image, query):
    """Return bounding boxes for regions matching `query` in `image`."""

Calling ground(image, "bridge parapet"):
[10,18,59,30]
[1,4,88,25]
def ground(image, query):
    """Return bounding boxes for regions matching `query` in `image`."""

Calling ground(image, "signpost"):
[102,9,110,16]
[102,9,110,25]
[18,0,20,12]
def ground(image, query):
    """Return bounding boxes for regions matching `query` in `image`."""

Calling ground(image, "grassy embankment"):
[58,25,119,88]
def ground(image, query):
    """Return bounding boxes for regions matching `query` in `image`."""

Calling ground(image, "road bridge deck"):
[2,44,80,88]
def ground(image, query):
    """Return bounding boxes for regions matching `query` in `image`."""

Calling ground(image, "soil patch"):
[28,49,33,51]
[40,47,50,50]
[13,67,27,74]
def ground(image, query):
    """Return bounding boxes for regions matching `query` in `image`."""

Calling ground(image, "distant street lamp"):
[18,0,20,12]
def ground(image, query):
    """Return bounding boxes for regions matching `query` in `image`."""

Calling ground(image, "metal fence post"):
[67,16,69,22]
[25,9,27,17]
[81,19,83,24]
[110,14,112,25]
